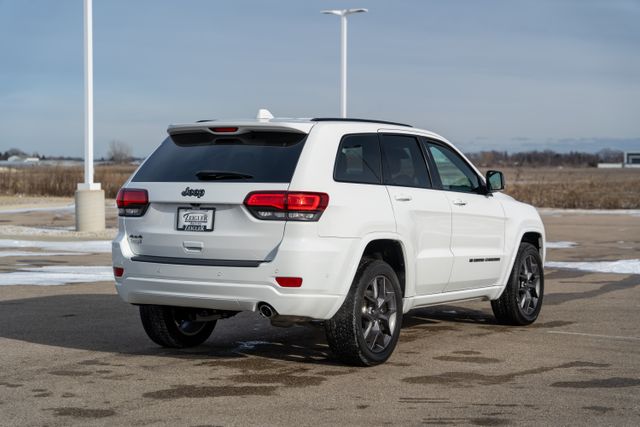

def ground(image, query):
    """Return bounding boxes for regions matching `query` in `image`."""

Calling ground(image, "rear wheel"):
[491,242,544,325]
[325,259,403,366]
[139,305,216,348]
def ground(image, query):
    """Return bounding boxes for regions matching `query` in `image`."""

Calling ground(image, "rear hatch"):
[123,124,310,263]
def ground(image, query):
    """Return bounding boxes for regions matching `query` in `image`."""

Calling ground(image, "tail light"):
[275,277,303,287]
[116,188,149,217]
[244,191,329,221]
[113,266,124,278]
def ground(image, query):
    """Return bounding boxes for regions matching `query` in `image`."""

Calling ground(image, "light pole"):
[76,0,105,232]
[321,8,368,118]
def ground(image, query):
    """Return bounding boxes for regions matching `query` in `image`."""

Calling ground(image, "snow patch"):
[0,225,116,239]
[0,225,76,236]
[0,266,113,286]
[546,241,577,249]
[539,208,640,217]
[235,341,273,350]
[546,259,640,275]
[0,251,86,258]
[0,239,110,253]
[0,204,75,214]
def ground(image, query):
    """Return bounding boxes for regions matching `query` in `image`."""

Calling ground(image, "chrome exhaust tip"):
[257,303,277,318]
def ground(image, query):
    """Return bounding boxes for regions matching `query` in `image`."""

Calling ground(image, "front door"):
[424,141,506,292]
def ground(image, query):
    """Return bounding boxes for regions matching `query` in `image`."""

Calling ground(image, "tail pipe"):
[257,302,277,319]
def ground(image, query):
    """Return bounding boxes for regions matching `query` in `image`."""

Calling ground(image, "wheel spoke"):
[378,313,389,333]
[379,313,397,335]
[363,319,373,337]
[364,293,377,304]
[368,326,380,350]
[519,291,529,309]
[377,277,387,308]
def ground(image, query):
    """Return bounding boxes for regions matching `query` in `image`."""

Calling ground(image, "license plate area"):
[176,207,215,232]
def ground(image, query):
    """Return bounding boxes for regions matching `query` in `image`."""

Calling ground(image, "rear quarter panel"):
[290,123,397,238]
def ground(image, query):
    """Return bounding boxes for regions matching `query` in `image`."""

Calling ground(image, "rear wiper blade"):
[195,170,254,181]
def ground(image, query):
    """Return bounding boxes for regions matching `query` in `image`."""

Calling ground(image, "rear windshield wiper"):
[195,170,254,181]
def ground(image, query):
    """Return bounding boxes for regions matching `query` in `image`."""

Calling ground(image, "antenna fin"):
[257,109,274,120]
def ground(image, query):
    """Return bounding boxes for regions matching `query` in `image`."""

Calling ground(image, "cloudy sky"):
[1,0,639,157]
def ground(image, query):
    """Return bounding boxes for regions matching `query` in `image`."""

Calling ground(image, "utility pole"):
[321,8,368,118]
[76,0,105,232]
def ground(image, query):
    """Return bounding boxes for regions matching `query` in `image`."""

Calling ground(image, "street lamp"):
[321,8,368,118]
[76,0,105,232]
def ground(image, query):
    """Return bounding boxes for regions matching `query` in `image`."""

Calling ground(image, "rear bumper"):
[111,230,358,320]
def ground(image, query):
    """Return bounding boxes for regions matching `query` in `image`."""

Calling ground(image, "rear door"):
[379,134,453,296]
[124,128,307,262]
[423,140,506,291]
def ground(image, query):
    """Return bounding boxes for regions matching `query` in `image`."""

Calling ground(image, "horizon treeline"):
[465,149,623,167]
[0,147,626,168]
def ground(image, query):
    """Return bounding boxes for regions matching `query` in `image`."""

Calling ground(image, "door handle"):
[452,199,467,206]
[183,241,203,252]
[394,194,412,202]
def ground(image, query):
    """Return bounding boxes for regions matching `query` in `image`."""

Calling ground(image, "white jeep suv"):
[112,114,545,366]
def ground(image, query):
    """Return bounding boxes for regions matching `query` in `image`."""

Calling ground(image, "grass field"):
[0,165,135,200]
[0,164,638,209]
[492,167,640,209]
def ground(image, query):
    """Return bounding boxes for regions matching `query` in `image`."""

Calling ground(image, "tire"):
[325,259,403,366]
[491,242,544,325]
[139,305,216,348]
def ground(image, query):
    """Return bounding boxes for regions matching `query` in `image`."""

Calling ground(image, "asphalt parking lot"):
[0,210,639,426]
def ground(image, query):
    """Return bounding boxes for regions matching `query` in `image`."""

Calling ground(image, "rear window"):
[132,131,307,182]
[334,134,382,184]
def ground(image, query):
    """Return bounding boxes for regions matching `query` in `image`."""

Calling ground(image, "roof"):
[310,118,412,127]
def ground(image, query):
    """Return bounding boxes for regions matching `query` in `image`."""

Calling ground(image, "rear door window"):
[334,134,382,184]
[380,134,431,188]
[132,131,306,183]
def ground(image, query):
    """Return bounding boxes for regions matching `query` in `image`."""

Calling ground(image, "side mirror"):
[486,170,505,192]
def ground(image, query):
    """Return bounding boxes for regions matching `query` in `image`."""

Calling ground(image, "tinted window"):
[133,131,306,182]
[334,134,382,184]
[380,135,431,188]
[427,143,480,193]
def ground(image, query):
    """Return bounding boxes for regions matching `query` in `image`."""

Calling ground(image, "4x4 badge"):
[181,187,205,198]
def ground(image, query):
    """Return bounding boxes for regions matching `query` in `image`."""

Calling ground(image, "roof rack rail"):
[310,117,412,127]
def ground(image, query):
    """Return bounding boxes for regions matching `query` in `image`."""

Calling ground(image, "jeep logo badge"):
[181,187,205,198]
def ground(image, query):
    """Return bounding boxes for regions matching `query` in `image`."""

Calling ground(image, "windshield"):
[132,131,307,183]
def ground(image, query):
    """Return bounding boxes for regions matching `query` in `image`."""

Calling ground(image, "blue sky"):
[1,0,639,157]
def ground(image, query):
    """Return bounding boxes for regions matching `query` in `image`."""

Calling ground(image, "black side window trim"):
[378,133,433,190]
[333,133,383,185]
[421,138,487,195]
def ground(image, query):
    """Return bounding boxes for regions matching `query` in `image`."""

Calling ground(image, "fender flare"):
[491,227,545,300]
[338,232,413,297]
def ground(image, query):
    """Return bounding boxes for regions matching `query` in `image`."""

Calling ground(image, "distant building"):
[6,155,39,163]
[598,152,640,168]
[625,152,640,168]
[597,163,622,169]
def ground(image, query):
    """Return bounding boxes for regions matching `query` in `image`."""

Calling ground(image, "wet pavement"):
[0,211,638,426]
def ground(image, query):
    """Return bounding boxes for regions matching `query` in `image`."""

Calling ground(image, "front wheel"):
[325,259,403,366]
[139,305,216,348]
[491,242,544,325]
